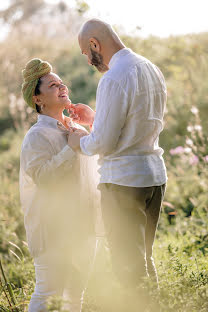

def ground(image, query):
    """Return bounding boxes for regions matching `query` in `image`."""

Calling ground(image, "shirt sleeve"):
[80,77,128,156]
[21,131,76,185]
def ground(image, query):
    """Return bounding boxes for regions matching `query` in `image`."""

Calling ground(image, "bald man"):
[68,18,167,310]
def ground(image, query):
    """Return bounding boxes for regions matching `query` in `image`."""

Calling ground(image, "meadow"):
[0,1,208,311]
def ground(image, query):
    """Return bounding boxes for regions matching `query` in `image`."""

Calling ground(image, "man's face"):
[79,37,108,73]
[89,48,109,73]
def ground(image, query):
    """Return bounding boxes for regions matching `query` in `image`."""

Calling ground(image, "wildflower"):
[189,155,199,165]
[184,147,192,153]
[169,146,184,155]
[204,155,208,163]
[190,106,199,115]
[187,126,193,132]
[194,125,202,131]
[186,138,193,146]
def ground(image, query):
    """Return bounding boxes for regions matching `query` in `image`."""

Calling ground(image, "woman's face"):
[34,72,71,112]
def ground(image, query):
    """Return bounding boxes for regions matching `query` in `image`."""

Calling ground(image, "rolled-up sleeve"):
[21,131,76,185]
[80,77,128,156]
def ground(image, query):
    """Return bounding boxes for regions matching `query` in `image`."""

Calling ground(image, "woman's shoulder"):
[22,123,49,148]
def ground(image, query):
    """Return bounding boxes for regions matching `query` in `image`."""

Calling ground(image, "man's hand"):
[69,103,95,126]
[68,128,88,151]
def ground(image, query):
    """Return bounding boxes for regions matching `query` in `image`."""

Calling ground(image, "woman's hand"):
[68,103,95,126]
[67,128,88,151]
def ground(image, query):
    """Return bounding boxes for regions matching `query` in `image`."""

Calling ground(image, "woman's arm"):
[21,131,76,185]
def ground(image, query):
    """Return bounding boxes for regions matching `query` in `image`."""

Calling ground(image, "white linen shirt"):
[19,115,80,256]
[80,48,167,187]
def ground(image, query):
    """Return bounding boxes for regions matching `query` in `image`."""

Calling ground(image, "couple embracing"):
[20,18,167,312]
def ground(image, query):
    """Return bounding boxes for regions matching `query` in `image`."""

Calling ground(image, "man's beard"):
[90,48,108,73]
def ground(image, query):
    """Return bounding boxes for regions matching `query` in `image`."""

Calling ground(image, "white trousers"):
[29,238,97,312]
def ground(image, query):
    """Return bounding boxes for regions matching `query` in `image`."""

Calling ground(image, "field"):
[0,130,208,311]
[0,1,208,311]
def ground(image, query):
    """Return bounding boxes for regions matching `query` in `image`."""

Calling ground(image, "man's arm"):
[79,77,128,156]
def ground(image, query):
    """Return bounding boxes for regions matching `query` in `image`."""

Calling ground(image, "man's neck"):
[105,43,126,67]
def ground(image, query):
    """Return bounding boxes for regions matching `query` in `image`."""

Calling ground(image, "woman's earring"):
[41,105,44,112]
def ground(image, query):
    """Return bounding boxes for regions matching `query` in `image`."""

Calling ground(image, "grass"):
[1,219,207,311]
[0,130,207,311]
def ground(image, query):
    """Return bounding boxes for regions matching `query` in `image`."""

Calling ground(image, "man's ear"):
[89,37,100,52]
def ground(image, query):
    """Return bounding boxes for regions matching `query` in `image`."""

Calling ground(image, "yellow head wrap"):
[21,58,52,109]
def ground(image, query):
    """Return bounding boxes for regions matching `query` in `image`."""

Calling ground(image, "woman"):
[20,58,97,312]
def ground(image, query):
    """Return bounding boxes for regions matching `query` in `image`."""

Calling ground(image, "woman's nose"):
[60,83,67,90]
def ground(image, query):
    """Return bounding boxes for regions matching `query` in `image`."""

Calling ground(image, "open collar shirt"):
[80,48,167,187]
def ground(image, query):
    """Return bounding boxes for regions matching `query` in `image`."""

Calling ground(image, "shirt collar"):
[109,48,132,69]
[37,114,71,131]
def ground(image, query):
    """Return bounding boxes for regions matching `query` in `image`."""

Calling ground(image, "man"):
[68,18,167,310]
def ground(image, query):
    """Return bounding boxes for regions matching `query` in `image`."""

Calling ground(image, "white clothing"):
[28,236,97,312]
[80,48,167,187]
[19,115,80,257]
[28,252,84,312]
[19,114,97,311]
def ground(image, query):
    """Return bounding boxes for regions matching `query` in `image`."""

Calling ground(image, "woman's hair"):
[34,78,42,113]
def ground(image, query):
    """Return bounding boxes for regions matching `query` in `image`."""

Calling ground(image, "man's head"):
[78,19,125,73]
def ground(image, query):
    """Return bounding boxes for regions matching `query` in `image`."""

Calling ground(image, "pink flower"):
[169,146,184,155]
[204,155,208,163]
[189,155,199,165]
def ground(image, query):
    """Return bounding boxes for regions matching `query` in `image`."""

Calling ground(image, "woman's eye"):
[50,82,63,88]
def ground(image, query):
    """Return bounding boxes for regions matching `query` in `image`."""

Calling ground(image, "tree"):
[0,0,89,27]
[0,0,45,26]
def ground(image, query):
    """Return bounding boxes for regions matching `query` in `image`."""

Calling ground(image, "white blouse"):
[19,115,83,257]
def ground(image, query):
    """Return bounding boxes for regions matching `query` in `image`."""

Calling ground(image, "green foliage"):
[121,32,208,150]
[0,2,208,310]
[53,48,100,104]
[155,236,208,312]
[75,0,90,15]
